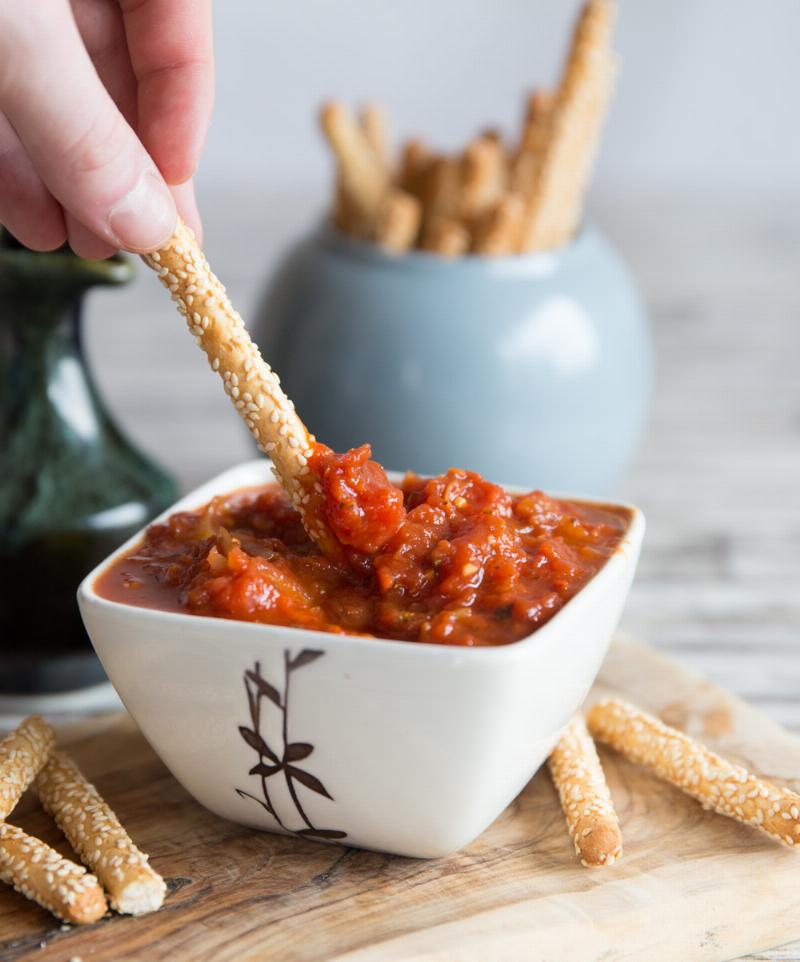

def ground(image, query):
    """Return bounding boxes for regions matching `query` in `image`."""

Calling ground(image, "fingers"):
[0,113,66,251]
[64,212,118,260]
[120,0,214,184]
[71,0,138,126]
[170,179,203,245]
[0,1,176,253]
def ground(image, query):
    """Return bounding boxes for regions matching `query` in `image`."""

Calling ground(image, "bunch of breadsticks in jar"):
[0,716,164,924]
[548,699,800,868]
[319,0,617,257]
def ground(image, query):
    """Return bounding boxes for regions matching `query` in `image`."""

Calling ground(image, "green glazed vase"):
[0,231,177,694]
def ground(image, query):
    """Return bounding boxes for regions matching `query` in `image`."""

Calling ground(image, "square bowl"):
[78,459,644,858]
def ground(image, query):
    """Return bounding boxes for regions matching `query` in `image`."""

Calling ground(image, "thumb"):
[0,3,176,253]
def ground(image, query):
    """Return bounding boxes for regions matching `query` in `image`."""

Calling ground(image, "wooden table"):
[76,186,799,961]
[6,637,800,962]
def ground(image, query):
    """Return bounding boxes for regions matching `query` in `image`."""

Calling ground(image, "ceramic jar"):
[253,223,651,492]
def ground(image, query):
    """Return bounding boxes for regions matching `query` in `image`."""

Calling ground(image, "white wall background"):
[195,0,800,203]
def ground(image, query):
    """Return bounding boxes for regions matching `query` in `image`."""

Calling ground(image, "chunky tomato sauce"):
[96,445,629,647]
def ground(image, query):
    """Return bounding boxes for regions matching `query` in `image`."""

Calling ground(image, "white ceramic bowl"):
[78,459,644,858]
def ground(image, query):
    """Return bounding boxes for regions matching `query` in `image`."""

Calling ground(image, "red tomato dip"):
[96,446,630,647]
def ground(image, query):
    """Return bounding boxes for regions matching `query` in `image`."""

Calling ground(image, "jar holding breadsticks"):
[254,0,650,493]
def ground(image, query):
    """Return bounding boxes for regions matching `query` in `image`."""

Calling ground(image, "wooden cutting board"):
[2,636,799,962]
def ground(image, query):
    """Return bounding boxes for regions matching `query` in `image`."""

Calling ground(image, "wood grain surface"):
[2,636,800,962]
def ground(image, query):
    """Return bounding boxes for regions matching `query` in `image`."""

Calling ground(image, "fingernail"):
[108,171,176,252]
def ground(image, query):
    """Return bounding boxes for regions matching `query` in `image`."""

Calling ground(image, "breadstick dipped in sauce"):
[142,218,406,565]
[99,221,632,648]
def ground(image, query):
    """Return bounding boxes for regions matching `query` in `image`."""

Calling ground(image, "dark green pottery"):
[0,232,177,694]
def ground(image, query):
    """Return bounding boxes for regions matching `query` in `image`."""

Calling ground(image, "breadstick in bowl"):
[36,752,165,915]
[547,714,622,867]
[0,715,54,819]
[0,822,107,924]
[588,699,800,849]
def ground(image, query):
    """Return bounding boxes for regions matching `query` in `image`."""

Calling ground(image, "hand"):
[0,0,213,257]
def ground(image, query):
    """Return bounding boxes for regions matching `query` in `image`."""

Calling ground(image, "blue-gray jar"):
[254,224,651,495]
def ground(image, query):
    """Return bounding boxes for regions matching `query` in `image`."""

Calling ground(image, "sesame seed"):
[587,698,800,852]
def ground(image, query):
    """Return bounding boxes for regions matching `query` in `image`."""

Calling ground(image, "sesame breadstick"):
[36,752,165,915]
[374,189,421,253]
[421,218,470,258]
[510,89,554,197]
[334,102,388,238]
[0,822,107,924]
[142,218,339,557]
[320,101,390,236]
[360,102,390,167]
[398,139,433,198]
[459,137,506,223]
[547,714,622,867]
[0,715,54,820]
[588,699,800,849]
[479,127,503,147]
[422,157,461,228]
[332,172,359,236]
[520,0,617,251]
[473,192,524,255]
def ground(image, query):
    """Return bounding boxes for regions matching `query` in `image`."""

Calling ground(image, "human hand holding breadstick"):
[548,713,623,867]
[588,699,800,849]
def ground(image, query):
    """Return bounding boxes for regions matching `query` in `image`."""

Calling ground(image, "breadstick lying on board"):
[0,715,54,819]
[0,822,107,924]
[547,714,622,867]
[588,699,800,849]
[36,752,165,915]
[142,218,340,558]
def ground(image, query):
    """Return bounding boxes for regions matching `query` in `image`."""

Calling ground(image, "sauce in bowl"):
[96,448,630,647]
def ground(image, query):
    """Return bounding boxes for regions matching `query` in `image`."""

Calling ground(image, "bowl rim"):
[78,458,645,664]
[314,221,595,278]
